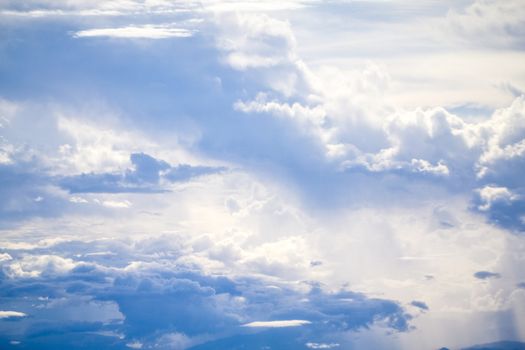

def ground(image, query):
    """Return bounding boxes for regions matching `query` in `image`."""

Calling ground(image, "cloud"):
[214,13,297,71]
[474,271,502,280]
[100,199,132,208]
[0,235,413,349]
[0,0,195,17]
[74,25,194,39]
[153,332,194,350]
[59,152,225,193]
[410,300,429,311]
[446,0,525,48]
[475,186,518,211]
[472,186,525,231]
[125,341,143,349]
[225,14,525,229]
[0,311,26,319]
[461,341,525,350]
[2,2,525,349]
[306,342,340,349]
[164,164,226,182]
[241,320,311,328]
[0,253,12,262]
[2,254,79,278]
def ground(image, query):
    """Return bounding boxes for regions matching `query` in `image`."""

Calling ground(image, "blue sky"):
[1,1,525,349]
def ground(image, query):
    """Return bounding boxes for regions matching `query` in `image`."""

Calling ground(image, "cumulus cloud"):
[223,10,525,230]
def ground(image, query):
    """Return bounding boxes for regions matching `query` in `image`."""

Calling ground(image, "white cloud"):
[410,159,449,176]
[477,96,525,178]
[154,332,194,350]
[74,25,194,39]
[306,343,340,349]
[70,196,89,203]
[0,311,27,319]
[3,255,79,278]
[476,186,518,211]
[100,199,132,208]
[229,18,525,185]
[125,341,143,349]
[204,0,313,13]
[214,12,297,71]
[0,253,12,262]
[242,320,311,328]
[0,0,313,18]
[0,0,194,17]
[56,116,149,174]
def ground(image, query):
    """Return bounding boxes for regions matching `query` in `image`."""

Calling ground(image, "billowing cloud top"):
[1,1,525,349]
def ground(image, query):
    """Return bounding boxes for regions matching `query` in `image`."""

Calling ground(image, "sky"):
[1,0,525,349]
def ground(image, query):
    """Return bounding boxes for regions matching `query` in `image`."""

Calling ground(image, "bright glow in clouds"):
[1,1,525,350]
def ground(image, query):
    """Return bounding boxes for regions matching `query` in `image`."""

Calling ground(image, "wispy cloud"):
[241,320,312,328]
[0,311,27,319]
[73,25,194,39]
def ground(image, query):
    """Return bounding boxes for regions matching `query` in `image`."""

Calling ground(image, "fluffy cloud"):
[0,235,412,349]
[223,11,525,230]
[475,186,518,211]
